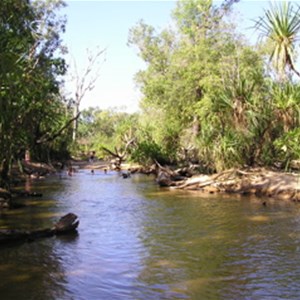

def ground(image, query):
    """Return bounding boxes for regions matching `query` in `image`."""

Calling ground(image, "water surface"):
[0,169,300,299]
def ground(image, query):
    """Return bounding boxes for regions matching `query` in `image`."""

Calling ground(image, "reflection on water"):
[0,170,300,299]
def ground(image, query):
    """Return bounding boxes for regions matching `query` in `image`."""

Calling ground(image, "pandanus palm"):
[254,2,300,79]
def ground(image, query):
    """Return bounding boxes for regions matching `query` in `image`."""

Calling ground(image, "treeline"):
[0,0,73,187]
[2,0,300,190]
[79,0,300,172]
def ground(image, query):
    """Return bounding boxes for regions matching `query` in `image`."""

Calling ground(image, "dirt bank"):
[168,168,300,201]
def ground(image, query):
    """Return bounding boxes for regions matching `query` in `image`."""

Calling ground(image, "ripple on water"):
[1,173,300,299]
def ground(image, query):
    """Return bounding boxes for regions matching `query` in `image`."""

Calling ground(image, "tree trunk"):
[72,104,79,142]
[0,159,10,190]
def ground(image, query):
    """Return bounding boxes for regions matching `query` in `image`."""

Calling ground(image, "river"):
[1,169,300,299]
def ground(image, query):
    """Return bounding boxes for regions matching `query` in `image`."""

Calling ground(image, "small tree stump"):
[53,213,80,234]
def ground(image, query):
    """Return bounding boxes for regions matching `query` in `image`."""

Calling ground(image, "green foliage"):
[0,0,70,185]
[35,0,300,173]
[130,141,169,166]
[70,0,300,171]
[274,128,300,167]
[254,1,300,79]
[136,108,181,163]
[127,0,300,171]
[77,107,139,158]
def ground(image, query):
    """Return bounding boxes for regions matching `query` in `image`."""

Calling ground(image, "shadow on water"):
[1,170,300,299]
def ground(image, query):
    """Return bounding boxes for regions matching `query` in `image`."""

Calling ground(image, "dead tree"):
[102,137,136,170]
[70,47,106,141]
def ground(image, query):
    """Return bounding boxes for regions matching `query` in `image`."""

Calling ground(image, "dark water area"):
[1,169,300,299]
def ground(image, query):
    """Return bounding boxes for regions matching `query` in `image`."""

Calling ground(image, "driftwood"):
[21,161,56,176]
[11,190,43,197]
[0,213,79,244]
[156,170,175,187]
[158,167,300,201]
[171,169,234,190]
[102,136,136,170]
[155,161,190,187]
[53,213,79,234]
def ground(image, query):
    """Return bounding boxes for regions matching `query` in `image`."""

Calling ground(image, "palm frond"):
[253,1,300,78]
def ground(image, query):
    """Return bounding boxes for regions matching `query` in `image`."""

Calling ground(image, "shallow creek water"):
[1,169,300,299]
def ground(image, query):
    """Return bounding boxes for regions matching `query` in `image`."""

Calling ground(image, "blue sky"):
[63,1,176,112]
[61,1,293,112]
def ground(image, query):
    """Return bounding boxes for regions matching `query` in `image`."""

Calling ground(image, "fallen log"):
[0,213,79,244]
[21,161,56,176]
[156,170,174,187]
[170,169,235,190]
[11,190,43,197]
[155,161,187,187]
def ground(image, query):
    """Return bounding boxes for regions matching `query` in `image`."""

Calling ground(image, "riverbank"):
[158,167,300,202]
[74,160,300,202]
[5,160,300,203]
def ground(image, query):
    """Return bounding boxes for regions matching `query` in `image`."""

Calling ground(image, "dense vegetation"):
[1,0,300,190]
[0,0,73,187]
[79,0,300,172]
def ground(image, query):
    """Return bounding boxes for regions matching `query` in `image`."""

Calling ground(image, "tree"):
[129,0,255,169]
[77,107,138,160]
[253,2,300,168]
[254,2,300,80]
[0,0,69,187]
[128,0,300,171]
[69,47,106,141]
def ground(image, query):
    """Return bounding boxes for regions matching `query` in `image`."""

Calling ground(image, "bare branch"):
[73,47,106,106]
[101,147,120,158]
[70,46,106,141]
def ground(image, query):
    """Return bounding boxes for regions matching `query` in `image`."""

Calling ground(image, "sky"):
[61,0,291,112]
